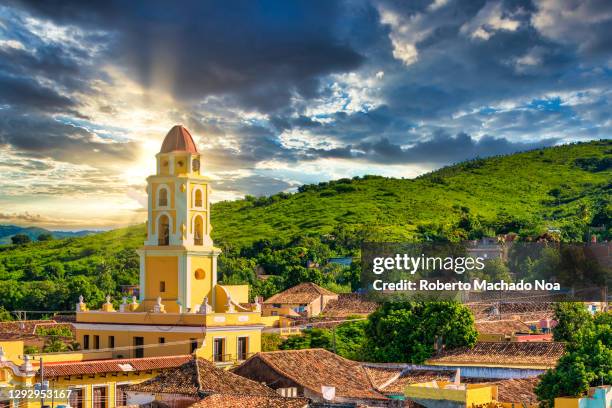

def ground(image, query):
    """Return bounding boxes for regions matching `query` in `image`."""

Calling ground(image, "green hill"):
[0,140,609,312]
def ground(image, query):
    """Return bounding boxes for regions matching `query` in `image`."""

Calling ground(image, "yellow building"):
[405,380,498,408]
[0,339,190,408]
[73,125,277,365]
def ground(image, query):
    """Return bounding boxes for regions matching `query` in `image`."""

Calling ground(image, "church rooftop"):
[160,125,198,153]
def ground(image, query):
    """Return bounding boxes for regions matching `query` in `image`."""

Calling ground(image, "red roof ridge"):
[44,354,191,366]
[256,347,329,355]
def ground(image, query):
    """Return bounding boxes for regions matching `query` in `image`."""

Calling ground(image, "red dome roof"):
[160,125,198,153]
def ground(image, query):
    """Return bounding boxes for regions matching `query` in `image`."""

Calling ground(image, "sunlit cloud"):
[0,0,609,230]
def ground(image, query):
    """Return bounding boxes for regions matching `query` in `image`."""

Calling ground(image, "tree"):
[470,258,512,282]
[11,234,31,245]
[66,276,105,309]
[23,345,40,354]
[0,281,24,310]
[0,306,13,321]
[37,233,54,242]
[44,262,65,280]
[95,262,116,296]
[262,333,283,352]
[278,320,368,360]
[43,338,69,353]
[362,301,477,363]
[552,303,592,343]
[536,311,611,407]
[280,334,312,350]
[535,358,590,406]
[333,319,367,359]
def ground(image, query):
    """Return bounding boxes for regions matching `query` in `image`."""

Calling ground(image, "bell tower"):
[137,125,220,313]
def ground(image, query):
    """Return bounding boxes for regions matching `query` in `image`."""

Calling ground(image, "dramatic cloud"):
[0,0,610,229]
[10,0,364,112]
[306,132,558,164]
[532,0,612,57]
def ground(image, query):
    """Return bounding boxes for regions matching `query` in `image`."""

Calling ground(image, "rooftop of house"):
[364,367,454,394]
[189,394,309,408]
[362,365,540,403]
[235,348,388,401]
[0,320,73,336]
[477,378,540,404]
[264,282,338,305]
[0,333,44,341]
[127,357,276,397]
[468,302,555,322]
[361,366,403,390]
[42,355,192,377]
[475,319,533,335]
[426,341,565,368]
[321,294,379,317]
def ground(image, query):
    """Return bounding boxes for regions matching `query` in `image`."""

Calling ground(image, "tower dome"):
[160,125,198,153]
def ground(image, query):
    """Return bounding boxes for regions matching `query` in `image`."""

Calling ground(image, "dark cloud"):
[213,174,294,197]
[531,0,612,58]
[0,112,140,166]
[12,0,365,112]
[308,132,559,164]
[0,73,75,111]
[0,0,610,208]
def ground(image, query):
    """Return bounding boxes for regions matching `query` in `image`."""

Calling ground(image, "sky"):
[0,0,610,230]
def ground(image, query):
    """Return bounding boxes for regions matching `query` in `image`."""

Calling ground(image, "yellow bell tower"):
[137,125,221,313]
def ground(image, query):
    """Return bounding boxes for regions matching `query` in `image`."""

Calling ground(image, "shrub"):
[11,234,31,245]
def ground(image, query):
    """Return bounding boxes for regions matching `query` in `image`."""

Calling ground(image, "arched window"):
[195,189,203,208]
[158,215,170,246]
[158,188,168,207]
[194,215,203,246]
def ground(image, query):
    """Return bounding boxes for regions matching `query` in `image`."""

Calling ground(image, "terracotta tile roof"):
[190,394,309,408]
[0,320,61,335]
[43,355,192,377]
[0,320,75,347]
[361,366,403,390]
[239,349,388,401]
[427,341,564,368]
[322,294,379,317]
[387,371,457,394]
[469,302,555,321]
[127,358,275,397]
[479,378,540,404]
[475,320,532,335]
[264,283,337,305]
[160,125,198,153]
[0,333,41,341]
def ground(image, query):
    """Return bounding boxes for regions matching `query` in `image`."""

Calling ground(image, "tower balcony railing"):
[76,308,266,327]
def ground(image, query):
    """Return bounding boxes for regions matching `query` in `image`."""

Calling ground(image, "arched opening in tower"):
[194,215,204,246]
[158,215,170,246]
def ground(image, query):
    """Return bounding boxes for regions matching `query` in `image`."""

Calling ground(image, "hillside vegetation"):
[0,140,609,313]
[212,140,610,246]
